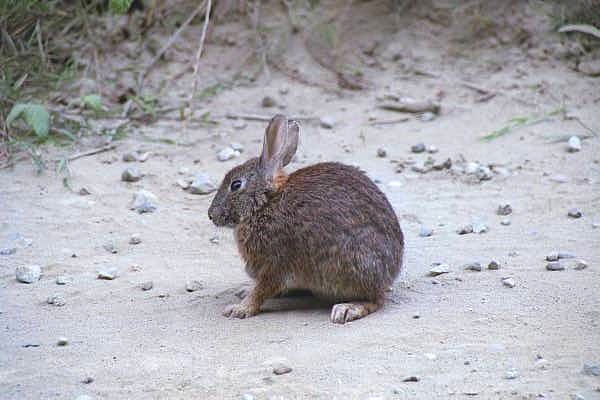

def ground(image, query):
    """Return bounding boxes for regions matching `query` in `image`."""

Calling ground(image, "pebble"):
[376,148,387,158]
[209,236,219,244]
[188,173,217,195]
[567,136,582,152]
[1,247,16,255]
[475,166,493,181]
[457,224,473,235]
[568,208,582,218]
[141,281,153,291]
[419,226,433,237]
[501,219,511,226]
[464,262,482,272]
[420,111,436,121]
[233,119,247,130]
[122,152,138,162]
[279,87,290,95]
[103,242,118,254]
[129,234,142,245]
[432,158,452,170]
[472,222,489,234]
[320,116,335,129]
[230,142,244,152]
[488,260,500,270]
[502,277,516,288]
[411,161,432,174]
[138,152,151,162]
[57,337,69,346]
[402,376,420,382]
[79,187,91,195]
[573,259,588,270]
[97,267,119,280]
[176,179,190,190]
[464,162,479,175]
[583,362,600,376]
[130,190,157,213]
[273,365,293,375]
[261,96,277,108]
[121,167,142,182]
[47,295,66,307]
[504,368,519,380]
[546,261,564,271]
[15,265,42,283]
[217,146,240,162]
[56,275,71,285]
[82,376,94,384]
[426,145,438,154]
[429,263,450,276]
[185,280,203,292]
[497,204,512,216]
[411,143,426,153]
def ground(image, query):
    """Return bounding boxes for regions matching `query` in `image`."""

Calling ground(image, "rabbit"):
[208,114,404,324]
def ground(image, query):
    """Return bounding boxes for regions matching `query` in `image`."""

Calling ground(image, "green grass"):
[482,108,565,141]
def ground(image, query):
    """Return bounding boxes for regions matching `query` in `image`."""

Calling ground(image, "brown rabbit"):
[208,115,404,323]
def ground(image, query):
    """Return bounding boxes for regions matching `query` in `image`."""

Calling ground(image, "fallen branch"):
[558,24,600,39]
[66,144,118,162]
[379,99,440,114]
[189,0,212,105]
[368,117,410,126]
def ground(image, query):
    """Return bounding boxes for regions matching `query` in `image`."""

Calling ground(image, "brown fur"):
[208,115,404,323]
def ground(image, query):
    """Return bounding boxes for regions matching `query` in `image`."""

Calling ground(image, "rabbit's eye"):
[230,179,242,191]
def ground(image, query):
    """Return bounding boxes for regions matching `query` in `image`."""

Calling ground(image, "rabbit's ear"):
[259,114,299,177]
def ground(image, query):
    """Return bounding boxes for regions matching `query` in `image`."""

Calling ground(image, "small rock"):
[411,143,426,153]
[103,242,118,254]
[457,224,473,235]
[320,116,335,129]
[412,162,432,174]
[429,263,450,276]
[472,222,489,234]
[178,167,190,175]
[138,152,151,162]
[122,152,138,162]
[501,219,511,226]
[97,267,119,280]
[57,337,69,346]
[502,277,516,288]
[568,208,583,218]
[464,162,479,175]
[504,368,519,380]
[419,226,433,237]
[464,262,482,272]
[0,247,16,255]
[121,167,142,182]
[15,265,42,283]
[376,148,387,158]
[185,280,203,292]
[188,173,217,195]
[279,87,290,95]
[129,234,142,245]
[273,365,293,375]
[230,142,244,152]
[420,111,436,122]
[488,260,500,270]
[402,376,420,382]
[82,376,94,384]
[233,120,247,130]
[583,362,600,376]
[413,313,421,319]
[47,295,66,307]
[426,145,438,154]
[432,158,452,170]
[217,146,240,162]
[567,136,582,152]
[78,187,91,196]
[497,204,512,216]
[56,275,71,285]
[573,260,588,270]
[261,96,277,108]
[546,261,564,271]
[209,236,219,244]
[508,251,519,257]
[130,190,157,213]
[476,166,493,181]
[176,179,190,190]
[141,281,153,291]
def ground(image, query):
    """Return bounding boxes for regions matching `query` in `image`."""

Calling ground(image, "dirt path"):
[1,3,600,399]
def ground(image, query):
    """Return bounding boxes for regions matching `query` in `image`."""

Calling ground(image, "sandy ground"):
[1,2,600,399]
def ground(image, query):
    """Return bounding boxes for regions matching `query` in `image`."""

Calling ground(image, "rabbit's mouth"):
[208,210,237,228]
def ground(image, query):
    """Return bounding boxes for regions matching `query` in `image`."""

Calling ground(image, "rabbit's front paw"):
[223,303,259,319]
[330,302,379,324]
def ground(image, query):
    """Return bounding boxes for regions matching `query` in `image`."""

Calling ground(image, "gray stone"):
[419,226,433,237]
[464,162,479,175]
[103,242,118,254]
[230,142,244,152]
[568,208,582,218]
[583,362,600,376]
[411,143,426,153]
[15,265,42,283]
[320,116,335,129]
[57,337,69,346]
[56,275,71,285]
[141,281,153,291]
[476,166,493,181]
[97,267,119,280]
[79,187,91,196]
[82,376,94,384]
[567,136,582,152]
[376,148,387,158]
[402,376,420,382]
[473,222,489,234]
[47,295,66,307]
[273,364,292,375]
[121,167,142,182]
[0,247,16,255]
[130,190,157,213]
[464,262,482,272]
[502,277,516,288]
[261,96,277,108]
[420,111,436,122]
[457,224,473,235]
[429,263,450,276]
[176,179,190,190]
[497,204,512,216]
[426,145,439,154]
[501,219,511,226]
[488,260,500,270]
[432,158,452,170]
[504,368,519,379]
[185,280,203,292]
[573,259,588,270]
[129,234,142,245]
[412,162,432,174]
[209,236,219,244]
[217,146,240,162]
[546,261,564,271]
[122,152,138,162]
[188,173,217,195]
[138,152,151,162]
